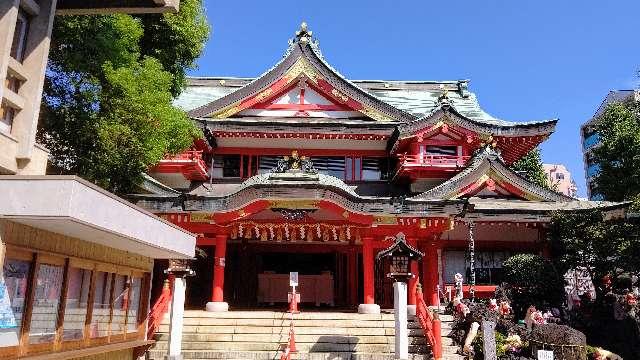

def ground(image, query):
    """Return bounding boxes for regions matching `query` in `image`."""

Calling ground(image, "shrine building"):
[131,23,624,314]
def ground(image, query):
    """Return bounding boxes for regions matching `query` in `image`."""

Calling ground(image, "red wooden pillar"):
[363,237,374,304]
[207,234,229,312]
[407,237,418,306]
[423,241,440,306]
[358,237,379,313]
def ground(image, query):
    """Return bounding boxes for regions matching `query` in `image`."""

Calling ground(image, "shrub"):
[502,254,566,318]
[529,324,587,360]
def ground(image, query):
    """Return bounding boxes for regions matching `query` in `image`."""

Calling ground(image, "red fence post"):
[432,317,442,360]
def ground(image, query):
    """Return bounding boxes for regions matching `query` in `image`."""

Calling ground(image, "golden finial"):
[295,21,312,44]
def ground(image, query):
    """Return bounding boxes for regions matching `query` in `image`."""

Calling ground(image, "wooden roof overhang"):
[188,29,416,123]
[196,118,396,153]
[56,0,179,15]
[461,197,630,223]
[129,172,465,238]
[390,105,558,164]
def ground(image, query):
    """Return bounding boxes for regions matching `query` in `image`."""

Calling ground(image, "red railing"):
[147,277,173,339]
[416,282,442,360]
[400,154,470,167]
[164,150,204,161]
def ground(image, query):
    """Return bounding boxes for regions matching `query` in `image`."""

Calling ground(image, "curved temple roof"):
[179,23,556,141]
[411,146,573,202]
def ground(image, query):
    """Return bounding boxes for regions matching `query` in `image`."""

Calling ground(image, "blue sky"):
[192,1,639,197]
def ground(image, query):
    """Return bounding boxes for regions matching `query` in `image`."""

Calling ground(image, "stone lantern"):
[377,233,423,360]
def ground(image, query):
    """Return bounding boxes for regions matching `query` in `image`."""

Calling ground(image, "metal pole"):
[394,281,409,360]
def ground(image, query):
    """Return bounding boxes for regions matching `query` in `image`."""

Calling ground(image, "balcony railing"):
[163,150,204,162]
[399,154,470,168]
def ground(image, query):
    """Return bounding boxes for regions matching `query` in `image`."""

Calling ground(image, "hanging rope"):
[468,221,476,303]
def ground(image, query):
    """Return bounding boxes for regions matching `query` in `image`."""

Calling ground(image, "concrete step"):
[148,350,434,360]
[154,333,427,345]
[149,311,432,359]
[156,326,426,337]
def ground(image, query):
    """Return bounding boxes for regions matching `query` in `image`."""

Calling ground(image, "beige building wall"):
[543,163,577,198]
[0,0,55,175]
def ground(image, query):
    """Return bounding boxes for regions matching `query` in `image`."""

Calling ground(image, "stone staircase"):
[437,313,465,360]
[147,310,438,360]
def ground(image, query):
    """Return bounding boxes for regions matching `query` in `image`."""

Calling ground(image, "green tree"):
[502,253,566,318]
[547,209,640,297]
[38,1,209,194]
[591,98,640,208]
[510,148,551,189]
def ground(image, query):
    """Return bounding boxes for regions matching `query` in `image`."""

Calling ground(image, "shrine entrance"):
[187,242,363,310]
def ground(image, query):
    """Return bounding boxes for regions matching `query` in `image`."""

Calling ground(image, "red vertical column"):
[423,241,440,306]
[212,234,227,302]
[407,237,418,306]
[362,237,375,305]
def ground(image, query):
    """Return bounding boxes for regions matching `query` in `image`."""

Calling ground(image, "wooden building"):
[133,23,624,314]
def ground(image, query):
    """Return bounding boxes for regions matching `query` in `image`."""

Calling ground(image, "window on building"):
[0,104,16,135]
[90,271,112,338]
[10,10,30,62]
[362,157,384,180]
[420,145,458,156]
[555,173,565,180]
[583,132,600,150]
[111,274,128,335]
[62,267,91,341]
[211,155,241,178]
[258,156,279,174]
[311,156,345,178]
[444,251,514,285]
[5,75,23,93]
[29,263,64,344]
[126,277,142,333]
[587,163,601,178]
[1,258,31,347]
[0,249,150,357]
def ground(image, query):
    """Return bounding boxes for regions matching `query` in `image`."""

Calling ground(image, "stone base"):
[358,303,381,314]
[407,304,416,316]
[206,301,229,312]
[165,356,183,360]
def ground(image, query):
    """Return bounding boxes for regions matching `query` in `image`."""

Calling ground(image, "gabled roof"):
[397,104,557,139]
[411,146,572,202]
[188,24,416,123]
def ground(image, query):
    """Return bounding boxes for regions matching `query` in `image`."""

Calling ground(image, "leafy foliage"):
[502,254,566,318]
[547,210,640,292]
[548,210,640,359]
[510,148,551,190]
[38,1,209,194]
[591,98,640,208]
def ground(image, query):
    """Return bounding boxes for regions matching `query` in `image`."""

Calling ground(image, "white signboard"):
[537,350,554,360]
[289,272,298,287]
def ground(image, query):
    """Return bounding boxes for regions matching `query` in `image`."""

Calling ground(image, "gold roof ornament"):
[295,21,313,44]
[437,85,451,105]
